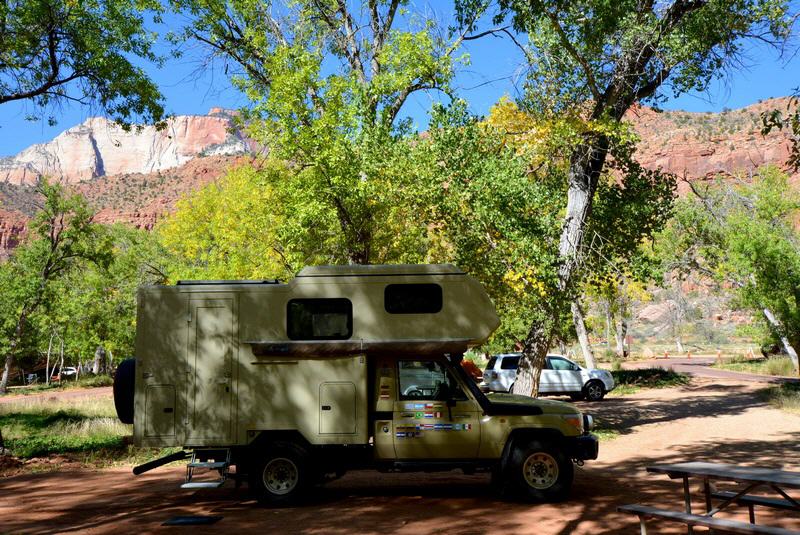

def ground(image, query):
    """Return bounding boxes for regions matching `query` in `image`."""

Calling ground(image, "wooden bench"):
[618,504,800,534]
[712,491,799,511]
[712,490,800,524]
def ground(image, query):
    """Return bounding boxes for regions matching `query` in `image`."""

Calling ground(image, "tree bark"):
[0,310,28,394]
[514,134,610,396]
[572,300,596,368]
[45,332,54,385]
[92,346,106,375]
[615,313,628,358]
[604,301,612,349]
[762,307,800,373]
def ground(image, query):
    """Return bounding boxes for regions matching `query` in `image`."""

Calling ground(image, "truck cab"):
[114,264,598,504]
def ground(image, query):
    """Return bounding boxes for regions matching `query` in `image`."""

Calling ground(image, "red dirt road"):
[2,377,800,534]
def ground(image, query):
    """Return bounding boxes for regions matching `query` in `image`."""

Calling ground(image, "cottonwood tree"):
[456,0,793,395]
[0,182,110,393]
[658,169,800,372]
[0,0,165,127]
[172,0,481,264]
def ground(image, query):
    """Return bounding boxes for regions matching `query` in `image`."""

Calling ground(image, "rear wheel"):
[507,382,515,393]
[508,439,573,502]
[583,380,605,401]
[249,442,310,506]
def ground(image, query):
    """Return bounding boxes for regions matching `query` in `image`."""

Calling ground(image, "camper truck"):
[114,264,598,504]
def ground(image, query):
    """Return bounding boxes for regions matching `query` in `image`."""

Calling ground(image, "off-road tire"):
[249,441,311,506]
[113,358,136,424]
[507,439,574,502]
[583,380,605,402]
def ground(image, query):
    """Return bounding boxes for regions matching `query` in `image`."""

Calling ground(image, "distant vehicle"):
[60,367,78,377]
[481,353,615,401]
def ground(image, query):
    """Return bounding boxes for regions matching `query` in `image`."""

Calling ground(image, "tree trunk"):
[92,346,106,375]
[0,354,12,394]
[762,307,800,373]
[675,336,684,354]
[572,300,596,368]
[615,313,628,358]
[45,332,54,385]
[514,135,610,396]
[604,303,612,350]
[0,310,28,394]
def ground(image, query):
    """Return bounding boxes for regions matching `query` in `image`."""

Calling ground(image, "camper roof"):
[296,264,465,277]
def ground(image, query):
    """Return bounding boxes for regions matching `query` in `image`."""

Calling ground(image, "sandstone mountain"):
[0,108,251,185]
[0,98,797,257]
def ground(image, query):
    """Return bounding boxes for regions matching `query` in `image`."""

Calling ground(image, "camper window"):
[384,284,442,314]
[287,298,353,340]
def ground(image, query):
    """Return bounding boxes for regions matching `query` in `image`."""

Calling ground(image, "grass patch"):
[592,428,620,441]
[0,394,184,472]
[713,356,797,378]
[0,396,129,459]
[608,368,690,396]
[760,382,800,414]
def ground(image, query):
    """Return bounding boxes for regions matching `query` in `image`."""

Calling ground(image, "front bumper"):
[565,433,599,461]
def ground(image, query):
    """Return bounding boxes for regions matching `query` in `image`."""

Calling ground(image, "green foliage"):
[654,167,800,356]
[478,0,791,115]
[171,0,465,264]
[0,0,166,127]
[0,181,113,391]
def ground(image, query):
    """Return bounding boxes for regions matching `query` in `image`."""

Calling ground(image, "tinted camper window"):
[384,284,443,314]
[287,298,353,340]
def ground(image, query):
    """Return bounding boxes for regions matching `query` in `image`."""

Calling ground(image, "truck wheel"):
[250,442,310,506]
[113,358,135,424]
[509,439,573,502]
[583,380,605,402]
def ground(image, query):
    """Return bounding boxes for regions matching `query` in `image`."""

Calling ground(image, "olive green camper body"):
[129,264,598,502]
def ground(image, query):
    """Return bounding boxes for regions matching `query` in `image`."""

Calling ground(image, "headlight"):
[583,414,594,431]
[562,414,584,433]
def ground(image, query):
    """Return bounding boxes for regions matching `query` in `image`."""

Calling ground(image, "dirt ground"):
[2,377,800,534]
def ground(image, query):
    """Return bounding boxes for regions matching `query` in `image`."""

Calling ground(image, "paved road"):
[626,357,800,384]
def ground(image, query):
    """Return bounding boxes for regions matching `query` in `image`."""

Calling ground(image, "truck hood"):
[484,393,578,416]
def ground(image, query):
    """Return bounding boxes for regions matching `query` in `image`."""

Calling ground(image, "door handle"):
[321,405,332,411]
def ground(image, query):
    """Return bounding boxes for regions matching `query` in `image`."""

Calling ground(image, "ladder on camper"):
[181,448,231,489]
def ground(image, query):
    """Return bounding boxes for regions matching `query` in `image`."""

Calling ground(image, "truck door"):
[393,359,481,459]
[187,298,235,443]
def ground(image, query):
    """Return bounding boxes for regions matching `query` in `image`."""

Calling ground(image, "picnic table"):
[618,462,800,534]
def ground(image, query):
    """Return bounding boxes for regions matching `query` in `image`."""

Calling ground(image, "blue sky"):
[1,4,799,157]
